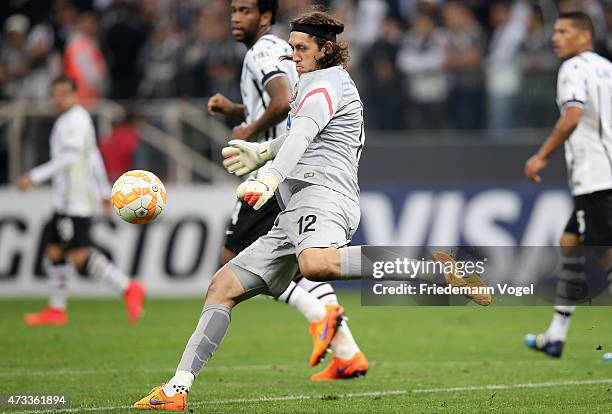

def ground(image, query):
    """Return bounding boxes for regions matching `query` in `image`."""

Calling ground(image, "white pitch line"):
[2,378,611,414]
[191,390,409,406]
[0,364,290,378]
[411,378,612,393]
[0,359,564,378]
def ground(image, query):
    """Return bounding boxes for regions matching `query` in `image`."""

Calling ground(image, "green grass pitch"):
[1,292,611,413]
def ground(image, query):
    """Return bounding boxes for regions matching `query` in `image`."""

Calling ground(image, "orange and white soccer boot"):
[124,281,145,323]
[24,307,68,326]
[133,385,187,411]
[309,304,345,366]
[310,351,369,381]
[431,251,492,306]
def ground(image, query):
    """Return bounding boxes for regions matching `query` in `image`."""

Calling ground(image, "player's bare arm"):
[232,76,292,140]
[525,106,583,182]
[207,93,245,118]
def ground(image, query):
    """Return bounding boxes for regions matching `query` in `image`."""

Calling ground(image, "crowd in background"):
[1,0,612,132]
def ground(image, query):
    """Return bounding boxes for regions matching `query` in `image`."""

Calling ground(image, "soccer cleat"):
[310,351,369,381]
[124,281,145,323]
[432,252,492,306]
[309,304,345,366]
[525,333,564,358]
[24,307,68,326]
[133,385,187,411]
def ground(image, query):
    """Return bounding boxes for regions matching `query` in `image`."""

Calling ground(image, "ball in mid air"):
[111,170,167,224]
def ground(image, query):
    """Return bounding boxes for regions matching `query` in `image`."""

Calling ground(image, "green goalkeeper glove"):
[236,174,279,210]
[222,139,273,177]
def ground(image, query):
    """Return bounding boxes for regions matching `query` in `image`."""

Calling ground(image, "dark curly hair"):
[289,8,350,69]
[258,0,278,25]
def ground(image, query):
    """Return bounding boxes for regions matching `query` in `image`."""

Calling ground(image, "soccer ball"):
[111,170,167,224]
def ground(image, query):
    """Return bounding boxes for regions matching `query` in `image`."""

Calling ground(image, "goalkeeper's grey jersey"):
[285,66,364,204]
[240,33,297,142]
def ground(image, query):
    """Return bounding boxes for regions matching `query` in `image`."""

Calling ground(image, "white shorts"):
[228,184,360,297]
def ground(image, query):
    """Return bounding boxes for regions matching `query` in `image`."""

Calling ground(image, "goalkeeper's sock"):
[84,250,130,293]
[175,304,231,383]
[546,306,575,342]
[163,371,194,397]
[339,246,446,283]
[278,281,326,322]
[339,246,362,278]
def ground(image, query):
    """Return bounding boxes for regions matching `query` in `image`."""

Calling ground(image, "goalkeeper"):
[208,0,366,382]
[134,9,489,411]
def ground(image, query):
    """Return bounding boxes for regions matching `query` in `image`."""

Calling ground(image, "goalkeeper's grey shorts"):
[228,183,360,298]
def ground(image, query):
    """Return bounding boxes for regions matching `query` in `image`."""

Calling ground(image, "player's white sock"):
[296,276,338,304]
[84,250,130,293]
[294,277,360,360]
[45,259,71,310]
[162,370,194,397]
[332,321,360,360]
[546,305,576,342]
[278,281,326,321]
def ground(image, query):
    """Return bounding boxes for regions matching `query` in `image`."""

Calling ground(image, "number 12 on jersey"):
[298,215,317,234]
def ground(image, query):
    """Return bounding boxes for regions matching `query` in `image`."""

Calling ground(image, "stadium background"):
[0,2,611,414]
[1,0,604,295]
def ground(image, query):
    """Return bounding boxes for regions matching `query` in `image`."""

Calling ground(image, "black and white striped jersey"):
[557,51,612,196]
[240,33,297,142]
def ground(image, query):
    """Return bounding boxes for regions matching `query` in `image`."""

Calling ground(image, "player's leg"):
[288,275,363,377]
[225,198,347,366]
[294,275,337,305]
[277,277,328,321]
[297,246,492,306]
[526,209,583,357]
[276,186,370,378]
[134,264,254,411]
[223,199,329,321]
[134,226,294,410]
[69,247,145,323]
[25,216,70,326]
[277,275,345,366]
[64,215,144,323]
[550,232,581,340]
[44,245,71,312]
[593,190,612,293]
[299,277,365,380]
[591,191,612,360]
